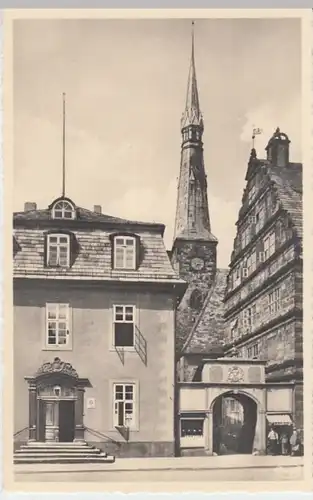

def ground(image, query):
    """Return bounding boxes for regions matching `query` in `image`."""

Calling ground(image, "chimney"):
[24,202,37,212]
[94,205,102,214]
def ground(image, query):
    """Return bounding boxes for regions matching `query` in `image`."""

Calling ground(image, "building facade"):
[13,197,186,457]
[223,130,303,431]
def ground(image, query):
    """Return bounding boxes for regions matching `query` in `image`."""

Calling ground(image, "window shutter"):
[135,236,141,269]
[111,237,115,269]
[44,234,48,268]
[69,232,79,267]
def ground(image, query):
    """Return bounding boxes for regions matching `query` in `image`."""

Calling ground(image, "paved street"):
[14,455,303,483]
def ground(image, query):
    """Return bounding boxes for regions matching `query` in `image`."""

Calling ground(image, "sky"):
[13,18,301,268]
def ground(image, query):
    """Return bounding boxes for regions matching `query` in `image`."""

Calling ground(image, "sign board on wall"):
[87,398,96,409]
[266,388,292,412]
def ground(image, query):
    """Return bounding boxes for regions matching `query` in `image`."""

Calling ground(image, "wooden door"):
[59,401,75,442]
[37,399,46,442]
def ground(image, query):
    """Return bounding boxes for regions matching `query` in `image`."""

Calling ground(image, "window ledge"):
[111,426,140,433]
[112,268,137,272]
[110,346,136,352]
[43,346,73,352]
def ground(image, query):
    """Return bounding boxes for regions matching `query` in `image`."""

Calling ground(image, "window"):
[47,234,70,267]
[46,303,70,348]
[181,418,204,437]
[243,304,256,330]
[52,200,75,220]
[268,288,281,314]
[113,383,136,428]
[263,232,275,260]
[253,344,259,357]
[113,305,135,348]
[233,266,241,287]
[114,236,136,270]
[247,252,256,275]
[247,343,259,358]
[229,399,236,411]
[230,317,238,340]
[241,226,250,249]
[255,206,265,233]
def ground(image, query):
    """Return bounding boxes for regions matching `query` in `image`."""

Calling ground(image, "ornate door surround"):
[25,357,90,443]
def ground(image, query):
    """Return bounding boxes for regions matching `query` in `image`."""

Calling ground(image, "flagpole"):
[252,127,263,150]
[62,92,66,198]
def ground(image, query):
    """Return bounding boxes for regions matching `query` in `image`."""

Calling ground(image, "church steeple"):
[171,23,218,354]
[181,23,203,131]
[174,23,217,243]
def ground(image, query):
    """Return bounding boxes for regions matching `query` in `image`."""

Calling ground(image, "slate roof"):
[14,206,164,231]
[182,268,228,354]
[13,205,184,284]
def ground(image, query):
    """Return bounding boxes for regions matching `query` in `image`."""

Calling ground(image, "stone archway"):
[25,357,90,444]
[211,391,258,455]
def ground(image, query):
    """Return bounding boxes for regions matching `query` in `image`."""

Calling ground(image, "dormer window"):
[52,200,76,220]
[114,235,136,270]
[47,234,70,267]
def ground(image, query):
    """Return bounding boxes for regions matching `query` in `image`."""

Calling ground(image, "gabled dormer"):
[49,197,77,220]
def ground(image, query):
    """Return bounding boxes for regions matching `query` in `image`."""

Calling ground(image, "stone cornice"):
[13,276,187,298]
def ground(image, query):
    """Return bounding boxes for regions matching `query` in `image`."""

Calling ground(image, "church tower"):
[171,24,218,351]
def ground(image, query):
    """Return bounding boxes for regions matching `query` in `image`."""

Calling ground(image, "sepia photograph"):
[4,8,310,491]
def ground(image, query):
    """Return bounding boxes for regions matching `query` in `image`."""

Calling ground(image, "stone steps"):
[14,442,115,464]
[18,445,96,452]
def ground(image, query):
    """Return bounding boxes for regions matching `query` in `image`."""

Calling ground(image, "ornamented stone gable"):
[36,357,79,379]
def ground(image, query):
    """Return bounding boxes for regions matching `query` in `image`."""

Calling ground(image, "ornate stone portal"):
[25,357,90,444]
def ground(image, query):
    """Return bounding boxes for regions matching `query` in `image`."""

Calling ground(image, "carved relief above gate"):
[226,366,245,383]
[36,357,79,379]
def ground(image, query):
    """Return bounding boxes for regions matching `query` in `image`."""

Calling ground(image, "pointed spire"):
[174,22,217,243]
[181,21,203,131]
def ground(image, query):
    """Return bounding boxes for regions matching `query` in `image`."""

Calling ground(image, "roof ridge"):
[13,205,165,229]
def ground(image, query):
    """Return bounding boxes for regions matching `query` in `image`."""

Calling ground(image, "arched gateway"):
[25,357,90,444]
[212,391,258,454]
[178,358,294,456]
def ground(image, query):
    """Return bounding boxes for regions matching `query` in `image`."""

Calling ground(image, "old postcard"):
[3,7,312,493]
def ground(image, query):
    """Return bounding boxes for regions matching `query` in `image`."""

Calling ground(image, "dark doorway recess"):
[213,392,257,455]
[59,400,75,442]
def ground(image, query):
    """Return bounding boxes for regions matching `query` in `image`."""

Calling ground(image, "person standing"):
[290,427,300,456]
[280,433,289,455]
[267,427,278,455]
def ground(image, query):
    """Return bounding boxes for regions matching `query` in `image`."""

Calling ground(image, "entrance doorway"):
[37,399,75,443]
[59,400,75,442]
[213,392,257,455]
[25,357,88,445]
